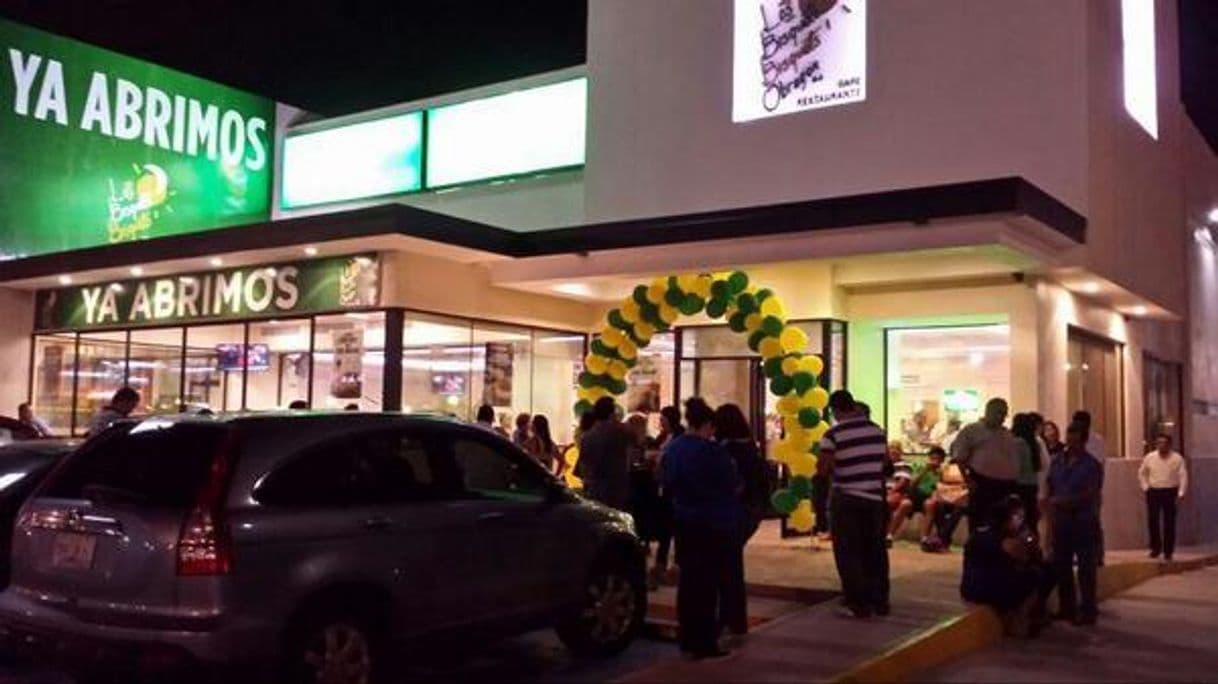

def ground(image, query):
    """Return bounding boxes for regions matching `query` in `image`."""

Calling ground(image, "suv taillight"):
[176,434,237,576]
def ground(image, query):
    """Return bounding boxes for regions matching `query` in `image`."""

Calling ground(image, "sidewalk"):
[620,521,966,683]
[622,522,1218,684]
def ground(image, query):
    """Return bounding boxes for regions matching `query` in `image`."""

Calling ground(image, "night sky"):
[0,0,1214,150]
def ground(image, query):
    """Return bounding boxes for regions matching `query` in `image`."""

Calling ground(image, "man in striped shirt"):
[819,390,891,618]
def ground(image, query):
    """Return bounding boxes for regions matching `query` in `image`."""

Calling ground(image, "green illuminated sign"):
[34,254,379,331]
[0,18,274,260]
[281,112,423,208]
[426,78,587,187]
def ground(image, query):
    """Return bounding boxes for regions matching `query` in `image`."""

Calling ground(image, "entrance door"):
[678,358,765,444]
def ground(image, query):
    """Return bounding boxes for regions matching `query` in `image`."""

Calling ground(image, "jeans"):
[934,501,967,547]
[1053,521,1100,618]
[1146,487,1179,558]
[720,517,760,635]
[812,474,831,534]
[674,520,732,654]
[830,492,890,611]
[968,473,1018,533]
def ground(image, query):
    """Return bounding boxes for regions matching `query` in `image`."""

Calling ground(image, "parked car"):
[0,413,646,683]
[0,439,77,588]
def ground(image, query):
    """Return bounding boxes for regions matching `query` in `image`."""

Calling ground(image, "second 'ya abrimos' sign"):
[33,255,380,332]
[732,0,867,123]
[0,18,274,260]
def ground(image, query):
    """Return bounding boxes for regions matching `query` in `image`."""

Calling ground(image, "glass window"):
[471,323,533,435]
[885,325,1011,454]
[254,437,365,507]
[313,313,385,411]
[1144,355,1182,453]
[45,421,228,508]
[531,330,585,446]
[1067,330,1124,458]
[246,319,311,410]
[448,435,547,503]
[31,334,77,436]
[681,321,823,359]
[627,332,674,439]
[402,313,474,419]
[74,330,129,435]
[128,328,185,415]
[184,323,246,412]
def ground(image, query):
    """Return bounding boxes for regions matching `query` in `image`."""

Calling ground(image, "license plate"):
[51,533,96,571]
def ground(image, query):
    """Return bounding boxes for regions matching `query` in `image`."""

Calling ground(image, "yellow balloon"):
[647,283,666,304]
[607,360,628,381]
[618,339,638,360]
[788,429,813,452]
[780,326,809,354]
[771,441,796,464]
[788,452,817,477]
[776,395,801,417]
[578,385,609,402]
[782,416,801,435]
[760,296,786,319]
[564,446,584,489]
[759,337,783,360]
[634,321,655,343]
[809,421,829,442]
[803,386,830,410]
[650,277,668,291]
[586,354,609,376]
[789,499,814,532]
[677,273,699,293]
[694,275,714,299]
[745,313,763,332]
[601,327,623,348]
[799,355,825,377]
[621,299,640,323]
[781,356,801,376]
[659,303,679,325]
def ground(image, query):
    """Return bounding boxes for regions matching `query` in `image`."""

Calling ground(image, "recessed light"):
[209,257,223,267]
[1131,305,1148,316]
[1208,208,1218,223]
[57,275,72,285]
[1081,282,1101,294]
[303,246,318,257]
[129,266,144,277]
[266,267,277,276]
[108,283,124,292]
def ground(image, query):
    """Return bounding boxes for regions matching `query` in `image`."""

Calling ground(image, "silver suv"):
[0,413,645,683]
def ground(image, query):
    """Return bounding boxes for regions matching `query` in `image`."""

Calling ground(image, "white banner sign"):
[732,0,867,122]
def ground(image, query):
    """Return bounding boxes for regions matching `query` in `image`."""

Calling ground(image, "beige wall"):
[0,287,33,417]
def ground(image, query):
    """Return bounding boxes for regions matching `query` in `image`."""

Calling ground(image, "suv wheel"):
[286,613,383,684]
[557,555,645,657]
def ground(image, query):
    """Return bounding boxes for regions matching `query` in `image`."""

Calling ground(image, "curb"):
[830,553,1218,684]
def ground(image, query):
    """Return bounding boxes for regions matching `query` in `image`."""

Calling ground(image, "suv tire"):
[283,607,386,684]
[556,553,646,657]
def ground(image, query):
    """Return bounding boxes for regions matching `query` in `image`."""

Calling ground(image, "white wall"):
[585,0,1089,222]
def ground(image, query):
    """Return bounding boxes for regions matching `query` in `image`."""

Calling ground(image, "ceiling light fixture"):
[303,245,319,257]
[1208,207,1218,223]
[130,266,144,277]
[1131,305,1148,316]
[57,275,71,285]
[209,257,224,267]
[1081,282,1101,294]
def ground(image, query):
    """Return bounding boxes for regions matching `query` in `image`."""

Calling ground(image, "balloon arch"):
[566,270,828,532]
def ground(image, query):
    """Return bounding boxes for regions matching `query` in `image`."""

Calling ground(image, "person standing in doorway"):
[86,387,140,437]
[1139,434,1187,561]
[662,398,740,659]
[951,398,1019,532]
[819,390,890,619]
[16,403,51,437]
[1048,422,1103,625]
[715,403,768,643]
[576,397,632,511]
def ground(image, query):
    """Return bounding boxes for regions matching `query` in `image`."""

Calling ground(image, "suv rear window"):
[42,421,229,508]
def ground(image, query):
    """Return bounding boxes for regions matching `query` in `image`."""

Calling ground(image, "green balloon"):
[789,475,812,499]
[736,292,758,315]
[574,399,592,416]
[710,280,729,301]
[680,295,705,316]
[748,330,766,352]
[812,443,820,457]
[706,299,727,319]
[578,372,598,388]
[762,316,784,337]
[756,288,773,302]
[728,271,749,295]
[763,357,785,379]
[608,309,628,331]
[590,339,613,358]
[609,378,628,395]
[793,372,815,395]
[665,288,685,307]
[639,300,661,325]
[632,285,650,306]
[729,312,748,333]
[770,375,794,395]
[770,489,798,515]
[799,407,821,428]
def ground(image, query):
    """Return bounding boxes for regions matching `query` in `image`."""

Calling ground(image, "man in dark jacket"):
[576,397,632,511]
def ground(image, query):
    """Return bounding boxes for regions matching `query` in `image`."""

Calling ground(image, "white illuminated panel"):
[426,78,587,187]
[1121,0,1158,139]
[281,112,423,208]
[733,0,867,122]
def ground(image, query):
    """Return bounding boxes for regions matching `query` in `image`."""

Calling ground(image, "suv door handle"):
[361,516,394,531]
[477,512,506,523]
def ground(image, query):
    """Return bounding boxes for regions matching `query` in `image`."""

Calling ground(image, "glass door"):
[677,358,765,443]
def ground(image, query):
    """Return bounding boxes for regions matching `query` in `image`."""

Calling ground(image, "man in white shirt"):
[1138,434,1188,561]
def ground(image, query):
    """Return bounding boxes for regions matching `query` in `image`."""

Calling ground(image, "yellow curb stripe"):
[831,554,1218,684]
